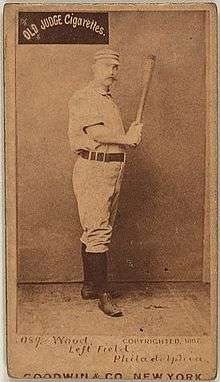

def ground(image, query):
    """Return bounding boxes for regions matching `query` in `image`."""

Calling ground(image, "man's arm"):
[86,121,143,146]
[68,95,101,151]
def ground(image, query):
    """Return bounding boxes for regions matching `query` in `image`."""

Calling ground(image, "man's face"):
[93,59,119,88]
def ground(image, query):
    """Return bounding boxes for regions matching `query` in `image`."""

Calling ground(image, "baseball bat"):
[136,55,156,123]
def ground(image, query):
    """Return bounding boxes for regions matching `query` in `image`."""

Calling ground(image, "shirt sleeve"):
[68,94,103,152]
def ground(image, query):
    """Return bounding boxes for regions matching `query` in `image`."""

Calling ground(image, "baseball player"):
[68,48,143,317]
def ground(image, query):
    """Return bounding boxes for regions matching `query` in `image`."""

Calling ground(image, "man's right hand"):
[125,121,143,146]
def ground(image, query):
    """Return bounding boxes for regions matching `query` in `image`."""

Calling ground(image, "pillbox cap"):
[94,48,120,65]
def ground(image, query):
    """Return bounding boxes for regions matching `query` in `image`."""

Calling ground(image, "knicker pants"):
[72,156,125,253]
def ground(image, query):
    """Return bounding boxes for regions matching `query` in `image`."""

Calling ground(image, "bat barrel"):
[136,55,156,123]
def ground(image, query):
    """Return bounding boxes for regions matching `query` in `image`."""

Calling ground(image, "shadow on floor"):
[17,282,210,336]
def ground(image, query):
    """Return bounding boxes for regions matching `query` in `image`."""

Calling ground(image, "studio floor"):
[17,282,210,336]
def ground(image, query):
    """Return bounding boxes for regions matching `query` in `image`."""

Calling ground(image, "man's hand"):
[125,121,143,146]
[86,120,143,146]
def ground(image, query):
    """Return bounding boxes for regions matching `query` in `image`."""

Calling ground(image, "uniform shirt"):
[68,81,126,154]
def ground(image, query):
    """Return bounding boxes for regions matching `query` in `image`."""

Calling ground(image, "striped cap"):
[94,48,120,65]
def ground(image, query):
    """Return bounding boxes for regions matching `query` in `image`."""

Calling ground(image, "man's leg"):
[85,251,123,317]
[72,159,124,316]
[81,243,119,300]
[109,162,125,227]
[81,242,97,300]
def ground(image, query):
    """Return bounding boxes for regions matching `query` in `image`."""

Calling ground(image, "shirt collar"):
[89,81,112,97]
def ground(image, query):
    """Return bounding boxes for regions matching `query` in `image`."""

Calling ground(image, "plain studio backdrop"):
[16,11,207,283]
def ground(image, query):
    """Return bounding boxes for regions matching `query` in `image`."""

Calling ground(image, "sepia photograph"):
[4,3,217,380]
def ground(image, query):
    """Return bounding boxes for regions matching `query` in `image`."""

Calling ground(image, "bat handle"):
[136,106,145,124]
[136,112,142,124]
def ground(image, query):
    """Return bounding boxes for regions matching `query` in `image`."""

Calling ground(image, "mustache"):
[107,76,118,81]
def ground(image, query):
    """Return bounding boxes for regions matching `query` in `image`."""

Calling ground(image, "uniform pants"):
[72,156,125,253]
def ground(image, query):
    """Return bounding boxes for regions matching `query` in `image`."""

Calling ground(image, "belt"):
[79,150,126,163]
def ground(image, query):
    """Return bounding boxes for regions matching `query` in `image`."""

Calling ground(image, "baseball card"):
[4,2,218,380]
